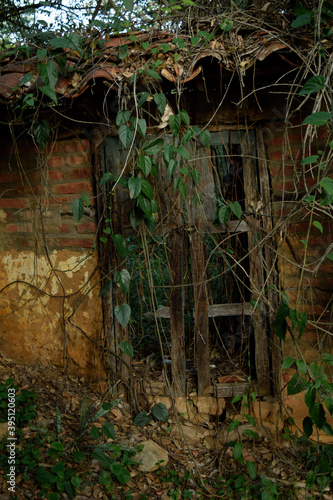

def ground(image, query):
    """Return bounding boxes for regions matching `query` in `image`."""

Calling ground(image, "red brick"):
[64,140,90,153]
[60,224,71,233]
[67,154,89,165]
[48,156,64,168]
[0,198,28,208]
[48,171,65,181]
[76,222,97,234]
[0,172,20,183]
[58,238,94,248]
[5,224,31,233]
[70,167,93,179]
[45,142,63,154]
[53,182,92,195]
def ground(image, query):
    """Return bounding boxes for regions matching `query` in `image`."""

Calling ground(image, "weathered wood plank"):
[257,127,282,398]
[169,228,186,396]
[153,302,252,318]
[242,132,271,397]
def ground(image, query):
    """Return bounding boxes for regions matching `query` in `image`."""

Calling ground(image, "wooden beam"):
[257,127,282,398]
[242,132,271,397]
[153,302,252,319]
[169,228,186,396]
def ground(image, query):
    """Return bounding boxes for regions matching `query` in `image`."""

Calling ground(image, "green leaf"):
[134,411,152,426]
[72,198,84,223]
[71,475,82,488]
[102,422,115,440]
[287,374,305,395]
[143,138,164,155]
[34,120,50,149]
[110,463,131,484]
[324,397,333,416]
[90,425,101,439]
[319,177,333,194]
[40,83,58,102]
[119,340,134,358]
[300,155,319,165]
[118,44,128,60]
[81,193,89,207]
[309,402,326,429]
[302,112,332,126]
[274,304,289,340]
[291,13,312,28]
[119,125,134,148]
[131,117,147,137]
[100,172,113,186]
[145,68,162,80]
[175,145,190,160]
[246,460,257,480]
[304,384,317,408]
[228,420,240,432]
[296,359,307,375]
[243,430,259,439]
[233,441,244,463]
[128,176,142,199]
[313,221,323,233]
[322,353,333,365]
[154,93,167,114]
[168,159,177,178]
[72,451,86,463]
[99,471,112,486]
[173,38,185,49]
[38,60,58,88]
[99,280,112,297]
[138,193,152,216]
[138,92,150,108]
[129,208,143,229]
[327,252,333,261]
[220,18,233,31]
[282,356,295,369]
[191,36,200,46]
[200,129,211,148]
[218,206,230,227]
[37,49,47,60]
[93,447,111,468]
[116,110,130,126]
[179,109,190,126]
[50,441,63,451]
[179,182,187,201]
[192,169,201,185]
[141,179,154,200]
[137,155,152,177]
[299,76,326,96]
[115,304,131,328]
[303,416,313,438]
[181,128,194,145]
[114,269,131,294]
[297,310,308,339]
[306,470,316,488]
[169,114,181,137]
[112,234,126,258]
[321,423,333,436]
[180,166,189,176]
[229,201,242,219]
[163,144,174,164]
[244,414,256,426]
[152,402,169,422]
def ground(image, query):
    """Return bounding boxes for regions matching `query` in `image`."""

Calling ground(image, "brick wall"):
[264,121,333,360]
[0,136,96,252]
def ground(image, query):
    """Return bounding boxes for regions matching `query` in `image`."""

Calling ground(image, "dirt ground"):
[0,358,332,500]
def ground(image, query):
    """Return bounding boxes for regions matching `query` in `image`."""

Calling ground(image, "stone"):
[135,440,168,472]
[170,423,205,445]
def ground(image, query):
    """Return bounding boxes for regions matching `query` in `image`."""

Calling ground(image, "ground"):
[0,359,332,500]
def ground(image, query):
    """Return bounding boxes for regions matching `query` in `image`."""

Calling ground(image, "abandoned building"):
[0,25,332,434]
